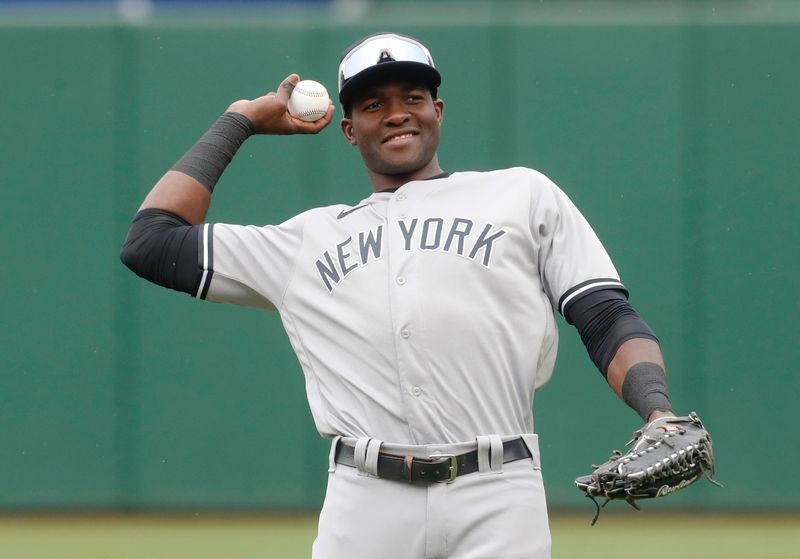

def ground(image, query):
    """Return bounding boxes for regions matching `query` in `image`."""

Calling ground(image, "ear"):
[341,118,357,145]
[434,98,444,126]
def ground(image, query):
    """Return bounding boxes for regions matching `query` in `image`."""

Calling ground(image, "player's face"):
[341,80,444,185]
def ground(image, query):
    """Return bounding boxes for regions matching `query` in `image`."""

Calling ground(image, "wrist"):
[647,409,676,422]
[225,107,256,130]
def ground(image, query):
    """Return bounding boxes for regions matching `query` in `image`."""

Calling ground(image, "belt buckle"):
[430,454,458,483]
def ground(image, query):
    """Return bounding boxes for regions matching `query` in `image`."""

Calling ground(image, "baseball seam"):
[295,109,327,117]
[294,89,327,97]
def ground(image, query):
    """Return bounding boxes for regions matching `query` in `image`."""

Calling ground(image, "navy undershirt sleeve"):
[563,288,659,378]
[119,208,203,296]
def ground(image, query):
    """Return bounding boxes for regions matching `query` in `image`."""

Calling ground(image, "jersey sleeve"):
[529,171,627,316]
[197,211,310,310]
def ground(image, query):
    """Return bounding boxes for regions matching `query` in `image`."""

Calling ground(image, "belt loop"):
[364,439,383,477]
[354,437,370,475]
[328,435,342,473]
[520,433,542,470]
[489,434,504,472]
[476,435,491,474]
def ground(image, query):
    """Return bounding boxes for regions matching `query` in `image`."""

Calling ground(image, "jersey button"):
[396,276,406,285]
[411,386,422,397]
[399,212,408,219]
[396,193,407,201]
[401,329,410,339]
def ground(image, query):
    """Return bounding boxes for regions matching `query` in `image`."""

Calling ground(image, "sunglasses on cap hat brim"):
[338,33,441,105]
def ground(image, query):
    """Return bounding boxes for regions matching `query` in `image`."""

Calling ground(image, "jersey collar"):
[379,171,451,193]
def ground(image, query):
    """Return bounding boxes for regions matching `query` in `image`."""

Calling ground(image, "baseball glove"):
[575,412,719,524]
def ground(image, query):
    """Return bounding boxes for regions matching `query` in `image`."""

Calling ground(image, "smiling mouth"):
[383,132,418,144]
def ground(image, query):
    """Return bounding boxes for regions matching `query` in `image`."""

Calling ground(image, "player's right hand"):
[226,74,334,135]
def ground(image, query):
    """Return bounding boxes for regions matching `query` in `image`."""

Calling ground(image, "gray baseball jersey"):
[197,167,623,444]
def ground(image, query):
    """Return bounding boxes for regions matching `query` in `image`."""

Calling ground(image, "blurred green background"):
[1,0,798,544]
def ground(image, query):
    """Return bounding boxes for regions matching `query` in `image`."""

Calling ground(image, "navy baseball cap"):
[338,32,441,109]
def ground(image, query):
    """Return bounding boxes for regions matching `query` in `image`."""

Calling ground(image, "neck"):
[368,157,443,192]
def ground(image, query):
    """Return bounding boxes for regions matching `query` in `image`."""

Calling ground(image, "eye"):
[363,100,382,111]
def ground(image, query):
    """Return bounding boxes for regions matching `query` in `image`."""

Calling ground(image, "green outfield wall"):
[1,2,798,511]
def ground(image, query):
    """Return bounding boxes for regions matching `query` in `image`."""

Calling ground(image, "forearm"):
[134,73,334,224]
[565,289,673,422]
[606,338,663,398]
[140,171,212,225]
[607,338,674,422]
[139,111,254,224]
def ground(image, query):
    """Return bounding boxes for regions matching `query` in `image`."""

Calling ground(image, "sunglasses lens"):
[339,35,434,91]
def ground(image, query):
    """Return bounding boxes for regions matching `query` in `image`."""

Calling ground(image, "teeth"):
[389,133,413,141]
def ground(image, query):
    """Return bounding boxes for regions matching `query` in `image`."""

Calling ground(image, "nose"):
[383,98,410,126]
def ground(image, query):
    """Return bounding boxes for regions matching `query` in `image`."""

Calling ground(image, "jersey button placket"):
[388,188,426,439]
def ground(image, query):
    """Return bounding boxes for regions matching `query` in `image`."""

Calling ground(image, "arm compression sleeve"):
[563,288,659,378]
[622,362,673,422]
[119,208,203,296]
[170,112,254,192]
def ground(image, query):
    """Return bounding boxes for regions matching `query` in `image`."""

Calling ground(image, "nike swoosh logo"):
[337,205,368,219]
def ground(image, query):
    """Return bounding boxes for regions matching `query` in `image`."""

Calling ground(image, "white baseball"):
[287,80,330,122]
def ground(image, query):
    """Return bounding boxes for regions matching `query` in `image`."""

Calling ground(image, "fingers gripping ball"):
[287,80,330,122]
[574,412,721,524]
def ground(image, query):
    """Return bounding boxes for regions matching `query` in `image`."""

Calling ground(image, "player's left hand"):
[227,74,334,135]
[574,411,720,524]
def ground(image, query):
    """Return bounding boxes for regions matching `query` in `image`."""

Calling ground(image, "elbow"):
[119,209,165,278]
[120,237,144,277]
[117,208,197,293]
[119,242,135,273]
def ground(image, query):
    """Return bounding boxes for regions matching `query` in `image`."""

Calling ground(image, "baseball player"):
[121,32,682,558]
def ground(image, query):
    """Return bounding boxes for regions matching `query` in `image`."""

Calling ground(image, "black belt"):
[334,438,532,483]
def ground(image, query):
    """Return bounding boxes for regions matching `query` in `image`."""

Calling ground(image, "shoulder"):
[447,167,556,189]
[254,203,354,230]
[442,168,567,205]
[211,204,343,243]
